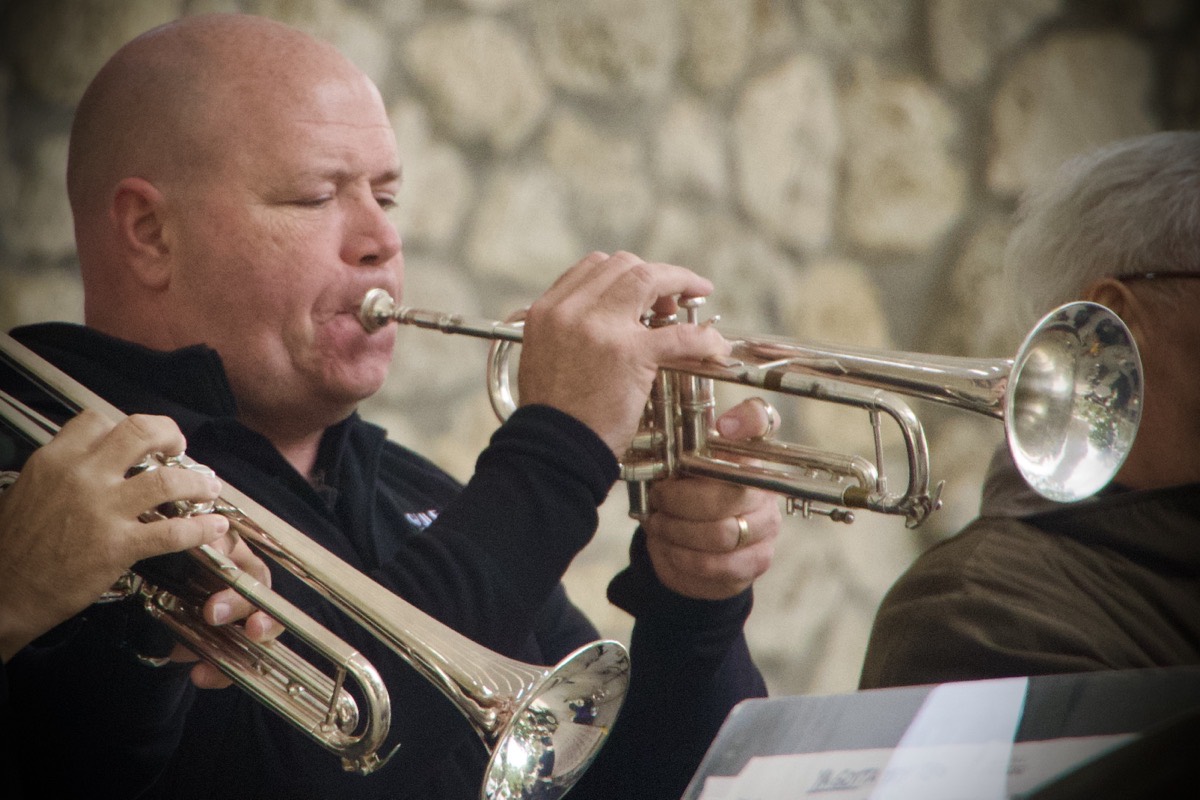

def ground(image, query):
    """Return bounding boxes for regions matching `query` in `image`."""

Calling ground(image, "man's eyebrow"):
[375,167,402,186]
[293,167,402,185]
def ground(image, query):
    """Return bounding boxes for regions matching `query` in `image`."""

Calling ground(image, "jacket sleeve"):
[569,530,766,800]
[370,404,620,658]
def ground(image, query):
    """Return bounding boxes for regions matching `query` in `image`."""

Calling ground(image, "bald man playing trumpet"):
[2,12,781,800]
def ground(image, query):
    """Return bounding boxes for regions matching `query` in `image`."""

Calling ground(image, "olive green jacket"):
[860,445,1200,689]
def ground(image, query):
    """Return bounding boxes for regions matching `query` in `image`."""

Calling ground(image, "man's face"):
[161,69,404,434]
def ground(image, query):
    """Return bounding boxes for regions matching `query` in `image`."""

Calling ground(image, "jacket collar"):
[11,322,239,428]
[980,442,1200,570]
[979,444,1070,519]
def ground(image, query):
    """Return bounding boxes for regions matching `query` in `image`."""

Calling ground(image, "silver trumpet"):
[360,290,1143,528]
[0,332,629,800]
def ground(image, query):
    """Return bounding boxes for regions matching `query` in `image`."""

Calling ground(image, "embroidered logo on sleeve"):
[404,508,440,530]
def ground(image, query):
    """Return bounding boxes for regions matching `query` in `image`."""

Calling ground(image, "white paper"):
[695,735,1132,799]
[869,676,1029,800]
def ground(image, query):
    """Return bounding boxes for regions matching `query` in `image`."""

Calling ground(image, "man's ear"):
[110,177,172,289]
[1082,277,1149,343]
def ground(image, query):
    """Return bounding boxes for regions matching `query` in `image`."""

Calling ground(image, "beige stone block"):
[324,5,392,86]
[404,16,548,151]
[744,511,915,694]
[744,524,849,693]
[427,393,503,485]
[345,0,425,28]
[778,259,895,460]
[926,416,1003,538]
[457,0,523,13]
[562,493,639,644]
[388,101,473,249]
[642,205,795,330]
[184,0,242,15]
[679,0,753,92]
[367,256,487,407]
[465,167,582,290]
[542,111,653,243]
[928,0,1062,88]
[733,55,840,252]
[245,2,390,82]
[797,0,917,53]
[988,32,1157,196]
[926,215,1022,360]
[781,259,891,351]
[654,96,728,201]
[808,527,915,693]
[839,62,968,253]
[355,404,421,457]
[531,0,680,99]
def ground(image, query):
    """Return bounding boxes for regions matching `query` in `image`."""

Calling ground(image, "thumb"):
[134,514,230,561]
[716,397,779,442]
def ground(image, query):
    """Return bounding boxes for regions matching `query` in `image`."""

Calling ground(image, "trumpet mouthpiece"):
[358,288,397,333]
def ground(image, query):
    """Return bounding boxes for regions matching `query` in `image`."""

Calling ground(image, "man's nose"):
[344,196,402,267]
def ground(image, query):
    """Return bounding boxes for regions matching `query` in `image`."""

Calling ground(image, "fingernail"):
[207,477,223,495]
[717,416,742,437]
[211,602,231,625]
[204,517,229,543]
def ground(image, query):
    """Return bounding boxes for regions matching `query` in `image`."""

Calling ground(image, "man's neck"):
[238,403,354,482]
[273,434,324,481]
[238,414,327,480]
[1111,415,1200,492]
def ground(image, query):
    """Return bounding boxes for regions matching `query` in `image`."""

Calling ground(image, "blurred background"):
[1,0,1196,696]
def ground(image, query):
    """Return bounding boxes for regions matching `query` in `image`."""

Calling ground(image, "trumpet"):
[0,332,629,800]
[359,290,1143,527]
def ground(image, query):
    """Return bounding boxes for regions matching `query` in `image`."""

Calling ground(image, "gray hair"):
[1004,130,1200,329]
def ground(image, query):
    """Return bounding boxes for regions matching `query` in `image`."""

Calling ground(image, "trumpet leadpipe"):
[359,288,523,342]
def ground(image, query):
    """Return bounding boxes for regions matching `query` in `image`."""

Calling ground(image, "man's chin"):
[319,326,395,392]
[330,364,391,406]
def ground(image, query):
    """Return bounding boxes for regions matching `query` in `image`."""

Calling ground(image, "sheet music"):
[694,735,1133,800]
[869,676,1028,800]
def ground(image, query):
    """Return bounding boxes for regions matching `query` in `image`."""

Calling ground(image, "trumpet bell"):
[1006,301,1142,502]
[484,641,628,800]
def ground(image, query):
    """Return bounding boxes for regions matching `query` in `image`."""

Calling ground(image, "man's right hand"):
[0,410,242,663]
[516,251,731,457]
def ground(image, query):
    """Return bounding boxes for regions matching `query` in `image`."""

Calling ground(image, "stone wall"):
[1,0,1196,696]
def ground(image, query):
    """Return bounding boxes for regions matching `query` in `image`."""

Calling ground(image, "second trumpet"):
[359,289,1142,528]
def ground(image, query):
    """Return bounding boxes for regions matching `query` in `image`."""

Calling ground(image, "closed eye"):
[293,196,333,208]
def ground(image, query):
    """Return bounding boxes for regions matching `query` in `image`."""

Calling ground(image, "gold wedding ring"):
[734,514,750,550]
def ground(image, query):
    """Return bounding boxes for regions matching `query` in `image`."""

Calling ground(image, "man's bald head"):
[64,12,404,450]
[68,13,368,229]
